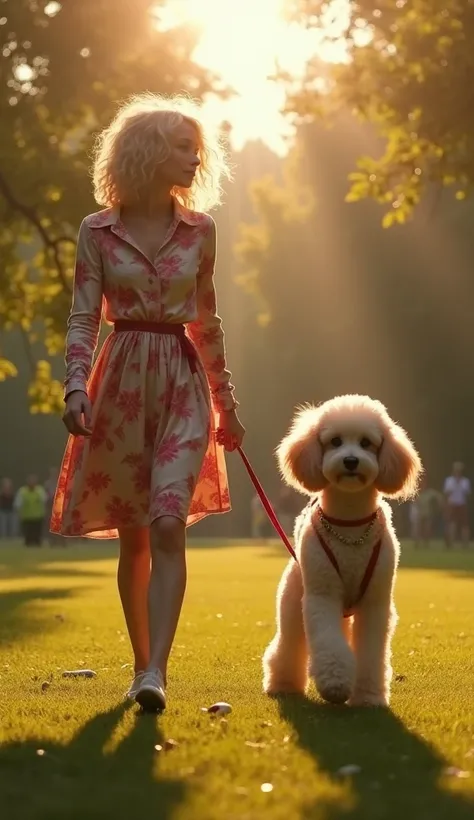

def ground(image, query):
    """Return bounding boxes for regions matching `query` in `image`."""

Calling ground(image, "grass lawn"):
[0,539,473,820]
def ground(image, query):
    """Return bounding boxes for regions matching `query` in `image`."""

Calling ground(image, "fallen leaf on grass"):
[245,741,267,749]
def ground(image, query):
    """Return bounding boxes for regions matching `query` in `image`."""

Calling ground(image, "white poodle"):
[263,395,422,707]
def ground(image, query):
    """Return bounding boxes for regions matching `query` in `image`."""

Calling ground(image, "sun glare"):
[154,0,352,155]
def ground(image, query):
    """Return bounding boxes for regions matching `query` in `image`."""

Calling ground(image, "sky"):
[154,0,351,155]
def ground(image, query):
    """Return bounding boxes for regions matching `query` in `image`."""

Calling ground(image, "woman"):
[51,94,245,711]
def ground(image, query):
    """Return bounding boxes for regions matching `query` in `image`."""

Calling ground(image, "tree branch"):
[0,169,73,294]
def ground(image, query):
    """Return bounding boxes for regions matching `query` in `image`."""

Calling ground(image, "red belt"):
[114,320,198,374]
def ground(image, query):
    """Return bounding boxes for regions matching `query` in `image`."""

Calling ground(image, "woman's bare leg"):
[118,526,151,673]
[147,516,187,683]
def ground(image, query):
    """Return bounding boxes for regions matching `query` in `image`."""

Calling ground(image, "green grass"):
[0,539,473,820]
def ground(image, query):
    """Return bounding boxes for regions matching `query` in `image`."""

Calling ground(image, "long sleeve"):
[64,219,103,398]
[187,217,238,413]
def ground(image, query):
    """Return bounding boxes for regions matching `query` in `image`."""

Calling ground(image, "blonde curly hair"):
[92,93,230,212]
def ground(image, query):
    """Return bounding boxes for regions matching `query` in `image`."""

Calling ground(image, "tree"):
[286,0,474,224]
[236,119,474,510]
[0,0,224,409]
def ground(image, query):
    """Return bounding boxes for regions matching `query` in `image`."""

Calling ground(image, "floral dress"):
[50,200,237,538]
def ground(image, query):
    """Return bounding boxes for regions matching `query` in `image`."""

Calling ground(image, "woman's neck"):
[122,191,174,219]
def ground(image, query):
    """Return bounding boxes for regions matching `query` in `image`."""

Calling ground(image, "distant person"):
[277,486,298,537]
[44,467,64,547]
[410,476,444,548]
[14,474,47,547]
[444,462,471,549]
[0,478,16,539]
[250,492,266,540]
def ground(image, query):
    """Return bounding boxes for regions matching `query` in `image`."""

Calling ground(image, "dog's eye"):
[360,437,372,449]
[330,436,342,448]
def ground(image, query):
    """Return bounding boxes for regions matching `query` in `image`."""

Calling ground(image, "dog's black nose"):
[343,456,359,472]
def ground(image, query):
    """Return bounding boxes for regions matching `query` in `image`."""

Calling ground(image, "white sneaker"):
[125,671,146,700]
[135,669,166,712]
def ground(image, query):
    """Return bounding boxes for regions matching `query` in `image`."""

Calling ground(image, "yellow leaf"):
[0,358,18,381]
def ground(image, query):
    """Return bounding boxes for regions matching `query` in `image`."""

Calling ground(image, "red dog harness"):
[312,510,382,618]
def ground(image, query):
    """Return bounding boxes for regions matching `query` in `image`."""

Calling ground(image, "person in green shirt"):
[410,476,445,549]
[14,475,47,547]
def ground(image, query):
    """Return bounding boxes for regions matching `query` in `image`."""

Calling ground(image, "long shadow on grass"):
[0,587,84,645]
[0,542,116,580]
[1,704,186,820]
[278,695,474,820]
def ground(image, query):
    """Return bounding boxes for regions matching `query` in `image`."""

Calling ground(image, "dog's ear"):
[376,420,422,499]
[277,406,327,494]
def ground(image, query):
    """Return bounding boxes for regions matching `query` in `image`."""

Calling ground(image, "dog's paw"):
[349,690,389,708]
[317,682,352,705]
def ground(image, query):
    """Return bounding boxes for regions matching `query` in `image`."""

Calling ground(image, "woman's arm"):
[64,218,103,398]
[187,216,237,413]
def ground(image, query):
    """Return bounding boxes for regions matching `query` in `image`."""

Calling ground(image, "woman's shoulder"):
[83,208,117,229]
[176,201,214,232]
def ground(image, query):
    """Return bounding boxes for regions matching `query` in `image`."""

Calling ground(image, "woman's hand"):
[216,409,245,452]
[63,390,92,437]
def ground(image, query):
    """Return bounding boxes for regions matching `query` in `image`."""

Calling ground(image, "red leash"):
[237,447,297,561]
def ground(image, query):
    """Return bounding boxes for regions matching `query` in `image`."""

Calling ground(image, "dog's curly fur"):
[263,395,422,707]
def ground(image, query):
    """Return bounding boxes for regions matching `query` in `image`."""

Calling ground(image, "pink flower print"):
[202,289,217,312]
[67,342,90,361]
[211,486,230,506]
[146,348,161,373]
[183,437,205,453]
[143,289,158,305]
[96,230,123,265]
[70,508,86,533]
[105,371,122,400]
[159,254,182,279]
[209,354,226,374]
[89,209,114,227]
[123,452,143,468]
[153,490,182,517]
[117,387,143,423]
[158,378,177,411]
[171,384,192,420]
[75,260,92,290]
[91,412,114,451]
[50,510,62,532]
[132,463,151,495]
[113,220,129,240]
[190,495,207,514]
[199,453,218,482]
[198,254,213,278]
[116,286,136,311]
[86,471,112,495]
[105,495,136,527]
[155,434,182,466]
[69,438,85,472]
[183,286,196,315]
